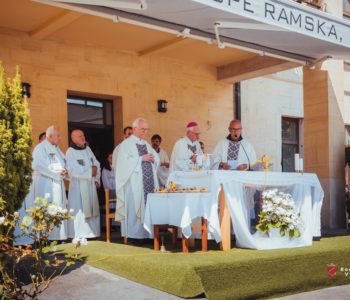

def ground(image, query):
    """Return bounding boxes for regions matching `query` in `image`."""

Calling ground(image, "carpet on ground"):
[58,236,350,300]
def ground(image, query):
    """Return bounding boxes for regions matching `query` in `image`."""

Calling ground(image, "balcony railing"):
[296,0,326,11]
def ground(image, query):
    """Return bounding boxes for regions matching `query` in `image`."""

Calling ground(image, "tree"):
[0,62,33,213]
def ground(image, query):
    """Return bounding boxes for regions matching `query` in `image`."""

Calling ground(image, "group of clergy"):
[113,117,256,243]
[16,126,101,244]
[16,117,256,245]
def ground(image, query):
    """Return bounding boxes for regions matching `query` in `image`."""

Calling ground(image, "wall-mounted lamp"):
[157,99,167,113]
[21,82,31,98]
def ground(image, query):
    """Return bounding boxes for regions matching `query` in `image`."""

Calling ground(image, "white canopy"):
[47,0,350,64]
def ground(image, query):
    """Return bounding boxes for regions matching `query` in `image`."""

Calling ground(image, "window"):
[346,126,350,165]
[282,117,300,172]
[67,96,113,127]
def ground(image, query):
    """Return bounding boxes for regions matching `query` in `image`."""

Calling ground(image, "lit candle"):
[294,153,300,172]
[299,158,303,172]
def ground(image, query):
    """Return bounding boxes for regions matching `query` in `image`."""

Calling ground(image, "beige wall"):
[345,63,350,125]
[0,28,233,155]
[241,68,303,171]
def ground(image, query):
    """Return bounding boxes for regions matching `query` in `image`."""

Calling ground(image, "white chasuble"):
[115,135,159,239]
[66,146,101,239]
[212,138,257,170]
[15,140,68,244]
[156,148,170,187]
[169,137,203,173]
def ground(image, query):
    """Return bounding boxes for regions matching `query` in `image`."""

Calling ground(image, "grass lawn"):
[58,236,350,299]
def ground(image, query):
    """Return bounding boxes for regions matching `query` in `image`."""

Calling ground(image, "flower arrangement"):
[0,196,84,299]
[256,189,302,238]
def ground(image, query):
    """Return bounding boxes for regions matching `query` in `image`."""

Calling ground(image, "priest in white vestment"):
[66,129,101,239]
[151,134,170,187]
[111,126,133,172]
[212,120,257,170]
[169,122,203,173]
[115,118,159,240]
[15,126,69,244]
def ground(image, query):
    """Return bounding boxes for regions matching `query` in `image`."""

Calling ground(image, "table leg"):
[201,217,208,252]
[182,235,189,253]
[219,185,231,251]
[172,227,178,247]
[154,225,160,251]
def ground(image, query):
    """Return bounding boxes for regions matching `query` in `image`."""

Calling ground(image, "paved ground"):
[39,264,199,300]
[276,285,350,300]
[39,263,350,300]
[39,229,350,299]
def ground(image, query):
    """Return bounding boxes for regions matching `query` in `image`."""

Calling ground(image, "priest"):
[212,120,257,170]
[115,118,159,242]
[151,134,170,187]
[169,121,203,172]
[29,126,68,241]
[66,129,101,239]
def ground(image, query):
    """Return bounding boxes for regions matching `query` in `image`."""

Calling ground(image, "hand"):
[60,168,68,176]
[142,153,154,163]
[236,164,248,171]
[161,162,170,168]
[220,162,230,170]
[92,166,97,177]
[190,154,197,163]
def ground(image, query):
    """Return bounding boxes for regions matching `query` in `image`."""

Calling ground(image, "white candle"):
[294,153,300,172]
[196,154,203,166]
[299,158,303,172]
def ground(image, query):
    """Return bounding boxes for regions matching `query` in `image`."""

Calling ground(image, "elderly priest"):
[66,129,101,239]
[115,117,160,242]
[213,120,257,171]
[169,121,203,172]
[31,125,68,241]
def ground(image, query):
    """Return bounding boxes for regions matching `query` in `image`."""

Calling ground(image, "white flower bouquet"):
[256,189,302,238]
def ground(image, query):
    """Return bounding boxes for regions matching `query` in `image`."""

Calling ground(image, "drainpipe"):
[234,82,241,120]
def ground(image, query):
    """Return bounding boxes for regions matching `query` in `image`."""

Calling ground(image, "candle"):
[196,154,203,167]
[294,153,300,172]
[299,158,303,172]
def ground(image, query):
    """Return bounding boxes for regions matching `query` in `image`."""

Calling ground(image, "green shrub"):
[0,63,33,213]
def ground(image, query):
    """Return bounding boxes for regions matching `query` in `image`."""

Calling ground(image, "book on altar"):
[243,160,263,171]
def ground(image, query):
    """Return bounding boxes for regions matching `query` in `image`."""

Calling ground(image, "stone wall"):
[241,68,303,171]
[0,28,233,155]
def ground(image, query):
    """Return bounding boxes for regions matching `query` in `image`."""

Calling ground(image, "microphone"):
[240,141,251,171]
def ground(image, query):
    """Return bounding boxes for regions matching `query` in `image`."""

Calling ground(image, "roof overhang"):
[36,0,350,65]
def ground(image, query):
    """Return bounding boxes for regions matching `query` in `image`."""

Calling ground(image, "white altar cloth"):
[144,192,221,242]
[168,170,324,250]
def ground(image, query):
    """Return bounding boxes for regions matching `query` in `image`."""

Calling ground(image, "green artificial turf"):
[58,236,350,300]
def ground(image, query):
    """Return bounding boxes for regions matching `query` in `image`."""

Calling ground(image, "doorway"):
[67,95,114,166]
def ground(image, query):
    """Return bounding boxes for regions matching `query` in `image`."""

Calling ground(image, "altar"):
[164,170,324,250]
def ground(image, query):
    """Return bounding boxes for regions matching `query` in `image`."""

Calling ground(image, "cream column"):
[303,0,346,229]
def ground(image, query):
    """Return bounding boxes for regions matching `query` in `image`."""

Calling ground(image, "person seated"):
[102,153,116,198]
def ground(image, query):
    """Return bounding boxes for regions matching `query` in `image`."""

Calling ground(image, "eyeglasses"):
[229,127,242,132]
[139,128,149,132]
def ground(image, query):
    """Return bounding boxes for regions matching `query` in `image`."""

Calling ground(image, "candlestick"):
[299,158,303,172]
[294,153,300,172]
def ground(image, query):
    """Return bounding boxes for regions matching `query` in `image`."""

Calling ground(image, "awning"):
[38,0,350,64]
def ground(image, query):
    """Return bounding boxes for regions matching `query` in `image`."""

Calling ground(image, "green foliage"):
[255,189,302,238]
[0,197,79,299]
[0,62,33,213]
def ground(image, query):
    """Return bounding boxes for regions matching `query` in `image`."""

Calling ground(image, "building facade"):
[1,0,350,230]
